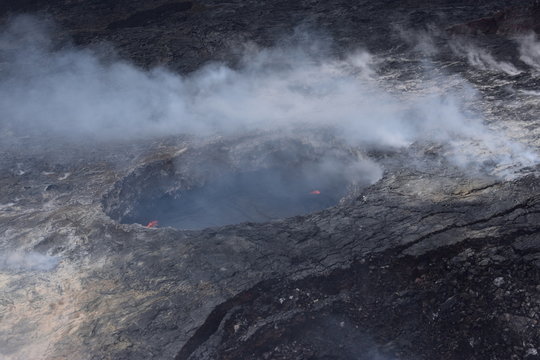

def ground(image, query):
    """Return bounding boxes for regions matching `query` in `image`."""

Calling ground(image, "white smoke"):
[517,33,540,71]
[0,251,59,272]
[397,26,440,56]
[0,15,536,178]
[449,40,522,75]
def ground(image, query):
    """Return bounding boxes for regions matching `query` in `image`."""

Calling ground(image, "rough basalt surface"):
[448,2,540,35]
[2,1,540,360]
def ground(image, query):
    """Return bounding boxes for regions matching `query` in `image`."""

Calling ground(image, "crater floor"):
[122,167,350,230]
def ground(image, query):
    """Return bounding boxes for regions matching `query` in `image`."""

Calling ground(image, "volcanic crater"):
[103,136,375,230]
[3,1,540,360]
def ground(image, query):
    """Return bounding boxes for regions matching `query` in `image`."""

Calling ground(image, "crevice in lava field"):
[174,280,279,360]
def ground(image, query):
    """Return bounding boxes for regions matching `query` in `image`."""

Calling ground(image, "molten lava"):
[310,190,321,195]
[146,220,159,228]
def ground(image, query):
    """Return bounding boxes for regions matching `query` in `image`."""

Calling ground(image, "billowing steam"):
[518,33,540,72]
[0,15,537,178]
[0,251,59,272]
[449,40,522,75]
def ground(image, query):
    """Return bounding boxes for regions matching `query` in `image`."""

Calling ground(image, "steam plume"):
[0,15,536,178]
[0,251,59,272]
[518,33,540,71]
[449,40,522,75]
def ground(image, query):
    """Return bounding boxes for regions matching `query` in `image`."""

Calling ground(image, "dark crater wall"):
[0,0,528,72]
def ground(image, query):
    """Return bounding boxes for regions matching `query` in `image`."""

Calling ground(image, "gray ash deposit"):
[3,1,540,360]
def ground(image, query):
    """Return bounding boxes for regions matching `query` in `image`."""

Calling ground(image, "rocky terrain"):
[2,1,540,359]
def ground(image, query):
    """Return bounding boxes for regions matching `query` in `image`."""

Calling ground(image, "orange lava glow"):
[146,220,159,228]
[310,190,321,195]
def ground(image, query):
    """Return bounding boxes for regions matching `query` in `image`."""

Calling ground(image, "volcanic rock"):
[1,1,540,360]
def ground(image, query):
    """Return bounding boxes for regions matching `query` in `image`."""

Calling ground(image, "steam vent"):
[3,1,540,360]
